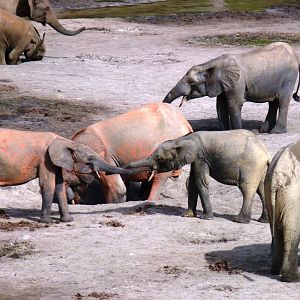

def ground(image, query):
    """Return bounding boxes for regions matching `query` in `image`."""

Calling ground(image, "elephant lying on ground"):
[0,129,137,223]
[265,141,300,282]
[125,129,271,223]
[0,0,85,36]
[66,103,193,204]
[0,9,45,64]
[164,42,300,134]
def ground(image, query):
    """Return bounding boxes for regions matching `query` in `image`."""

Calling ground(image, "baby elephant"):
[0,9,45,64]
[0,129,135,223]
[265,141,300,282]
[126,130,271,223]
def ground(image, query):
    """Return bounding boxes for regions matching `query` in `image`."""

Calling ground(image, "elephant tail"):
[293,65,300,102]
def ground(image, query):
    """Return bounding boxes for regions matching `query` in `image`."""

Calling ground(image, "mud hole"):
[186,32,300,47]
[0,87,116,137]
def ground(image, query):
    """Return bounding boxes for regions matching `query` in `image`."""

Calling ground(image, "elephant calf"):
[0,129,136,223]
[265,141,300,282]
[0,8,45,64]
[164,42,300,134]
[126,129,271,223]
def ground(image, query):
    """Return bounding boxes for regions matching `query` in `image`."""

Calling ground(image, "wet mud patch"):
[0,220,48,231]
[0,92,114,138]
[186,32,300,47]
[208,260,242,275]
[74,291,119,300]
[0,240,34,259]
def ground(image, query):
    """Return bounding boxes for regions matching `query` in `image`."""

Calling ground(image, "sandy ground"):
[0,12,300,300]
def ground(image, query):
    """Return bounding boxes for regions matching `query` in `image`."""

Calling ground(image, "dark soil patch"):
[0,209,10,219]
[160,265,187,278]
[0,220,48,231]
[186,32,300,47]
[209,260,242,275]
[0,89,114,138]
[98,220,125,228]
[0,240,34,258]
[74,291,119,299]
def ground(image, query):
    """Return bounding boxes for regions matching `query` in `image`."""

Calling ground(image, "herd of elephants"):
[0,0,299,283]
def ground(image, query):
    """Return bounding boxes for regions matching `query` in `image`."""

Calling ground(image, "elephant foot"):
[199,212,213,220]
[269,126,287,134]
[271,266,281,275]
[233,214,250,223]
[258,214,269,223]
[259,122,270,133]
[60,215,74,223]
[39,216,53,224]
[182,209,197,218]
[281,272,299,283]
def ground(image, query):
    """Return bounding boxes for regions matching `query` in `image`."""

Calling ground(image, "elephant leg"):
[193,161,213,219]
[271,228,284,275]
[55,168,73,222]
[270,83,294,134]
[182,166,198,217]
[259,100,278,133]
[0,50,6,65]
[147,172,170,201]
[7,41,28,65]
[140,181,152,199]
[234,182,257,223]
[102,174,126,203]
[216,94,230,130]
[39,166,56,223]
[281,229,299,282]
[227,96,243,129]
[256,180,269,223]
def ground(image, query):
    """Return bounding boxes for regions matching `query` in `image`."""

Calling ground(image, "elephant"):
[0,129,139,223]
[0,0,85,36]
[264,141,300,282]
[163,42,300,134]
[125,129,271,223]
[0,9,45,64]
[66,103,193,204]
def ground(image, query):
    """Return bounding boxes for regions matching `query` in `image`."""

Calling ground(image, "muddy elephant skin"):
[126,129,271,223]
[0,129,136,223]
[0,0,85,36]
[0,8,46,64]
[68,103,193,204]
[164,42,300,134]
[265,141,300,282]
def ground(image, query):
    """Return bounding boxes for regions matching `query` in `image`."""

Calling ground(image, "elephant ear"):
[205,55,241,97]
[48,139,75,171]
[174,139,197,166]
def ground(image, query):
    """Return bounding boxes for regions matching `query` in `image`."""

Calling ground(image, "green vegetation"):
[57,0,298,19]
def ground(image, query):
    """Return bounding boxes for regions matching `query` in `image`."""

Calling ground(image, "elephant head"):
[163,55,241,104]
[124,135,197,175]
[48,139,141,184]
[16,0,85,36]
[25,31,46,61]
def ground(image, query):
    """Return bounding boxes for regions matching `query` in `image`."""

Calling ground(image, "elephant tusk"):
[148,170,156,182]
[179,96,188,107]
[95,171,101,179]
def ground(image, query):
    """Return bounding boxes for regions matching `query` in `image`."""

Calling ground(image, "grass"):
[56,0,299,19]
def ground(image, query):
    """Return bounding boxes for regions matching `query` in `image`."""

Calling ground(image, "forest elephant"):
[66,103,193,204]
[125,129,271,223]
[265,141,300,282]
[0,9,45,64]
[163,42,300,134]
[0,129,138,223]
[0,0,85,36]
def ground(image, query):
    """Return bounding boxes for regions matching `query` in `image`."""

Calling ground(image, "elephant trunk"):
[163,80,190,103]
[46,11,85,36]
[123,158,154,170]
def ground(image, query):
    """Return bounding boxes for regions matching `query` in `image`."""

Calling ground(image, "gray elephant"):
[163,42,300,134]
[0,0,85,36]
[0,129,139,223]
[125,129,271,223]
[265,141,300,282]
[0,9,45,64]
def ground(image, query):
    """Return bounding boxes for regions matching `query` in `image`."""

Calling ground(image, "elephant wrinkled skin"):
[126,129,271,223]
[0,0,85,36]
[0,129,136,223]
[164,42,300,134]
[68,103,193,204]
[0,9,45,64]
[265,141,300,282]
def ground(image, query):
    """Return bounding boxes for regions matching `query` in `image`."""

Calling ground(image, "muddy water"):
[54,0,299,19]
